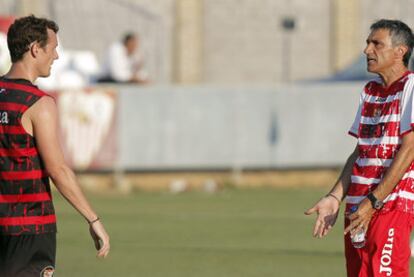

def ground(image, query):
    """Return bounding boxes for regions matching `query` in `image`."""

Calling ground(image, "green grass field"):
[53,187,414,276]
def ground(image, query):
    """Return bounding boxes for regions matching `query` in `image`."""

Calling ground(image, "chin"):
[39,72,51,78]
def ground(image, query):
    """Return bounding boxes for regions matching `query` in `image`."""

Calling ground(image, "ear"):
[396,44,408,61]
[29,42,40,58]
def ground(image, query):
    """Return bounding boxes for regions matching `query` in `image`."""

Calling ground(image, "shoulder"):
[402,72,414,92]
[27,95,57,120]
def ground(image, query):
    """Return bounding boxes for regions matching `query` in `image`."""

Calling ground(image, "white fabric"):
[400,74,414,134]
[349,90,364,136]
[100,42,134,82]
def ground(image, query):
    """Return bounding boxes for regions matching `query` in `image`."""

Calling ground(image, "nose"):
[364,43,372,55]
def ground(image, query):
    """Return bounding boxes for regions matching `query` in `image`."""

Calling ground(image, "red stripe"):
[0,82,46,97]
[0,102,26,112]
[347,184,372,196]
[0,147,37,157]
[362,101,399,117]
[365,77,407,97]
[0,192,51,203]
[0,126,28,135]
[0,214,56,226]
[0,170,48,180]
[353,164,386,179]
[358,122,399,139]
[358,144,400,159]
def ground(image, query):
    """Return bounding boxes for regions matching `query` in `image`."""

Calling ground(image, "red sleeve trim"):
[348,131,358,138]
[401,123,414,137]
[401,129,412,137]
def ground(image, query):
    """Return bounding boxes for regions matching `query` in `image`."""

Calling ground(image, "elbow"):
[47,164,73,183]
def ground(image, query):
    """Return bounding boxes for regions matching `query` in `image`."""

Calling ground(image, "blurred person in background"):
[0,15,110,276]
[0,32,10,76]
[305,19,414,276]
[98,32,149,84]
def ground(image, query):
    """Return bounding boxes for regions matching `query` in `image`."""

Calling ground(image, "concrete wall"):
[202,0,332,83]
[117,82,363,170]
[5,0,414,85]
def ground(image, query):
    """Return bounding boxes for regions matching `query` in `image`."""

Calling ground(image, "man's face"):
[125,37,138,56]
[37,28,59,77]
[364,28,398,74]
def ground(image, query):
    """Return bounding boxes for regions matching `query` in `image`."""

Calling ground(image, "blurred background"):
[1,0,414,276]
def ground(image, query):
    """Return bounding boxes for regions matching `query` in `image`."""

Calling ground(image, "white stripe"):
[360,114,399,124]
[351,175,381,185]
[384,190,414,202]
[345,196,365,204]
[346,190,414,205]
[356,158,392,167]
[362,90,402,104]
[358,136,400,145]
[402,170,414,180]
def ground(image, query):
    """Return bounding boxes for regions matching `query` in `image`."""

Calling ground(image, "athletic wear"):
[345,210,414,277]
[0,233,56,277]
[348,72,414,214]
[346,72,414,276]
[0,77,56,236]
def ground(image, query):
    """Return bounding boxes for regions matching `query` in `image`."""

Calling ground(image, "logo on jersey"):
[379,228,395,276]
[40,265,55,277]
[0,111,8,124]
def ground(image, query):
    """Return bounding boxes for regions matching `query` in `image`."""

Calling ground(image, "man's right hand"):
[89,220,110,258]
[304,195,340,238]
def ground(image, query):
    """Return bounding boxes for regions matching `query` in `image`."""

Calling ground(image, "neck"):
[4,61,38,83]
[378,64,408,87]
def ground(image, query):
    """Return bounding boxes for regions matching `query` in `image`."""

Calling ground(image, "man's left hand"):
[344,198,375,235]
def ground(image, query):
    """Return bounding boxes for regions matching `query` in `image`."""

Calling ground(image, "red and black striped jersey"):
[0,77,56,235]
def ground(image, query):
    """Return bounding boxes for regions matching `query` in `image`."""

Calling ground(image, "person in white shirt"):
[99,33,148,84]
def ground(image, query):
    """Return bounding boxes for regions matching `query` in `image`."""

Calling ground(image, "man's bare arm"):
[25,96,110,258]
[305,145,358,238]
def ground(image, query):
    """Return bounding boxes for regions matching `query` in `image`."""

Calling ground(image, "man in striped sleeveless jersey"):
[306,19,414,276]
[0,15,110,276]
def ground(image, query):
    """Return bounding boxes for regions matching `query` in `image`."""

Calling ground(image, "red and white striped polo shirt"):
[347,71,414,214]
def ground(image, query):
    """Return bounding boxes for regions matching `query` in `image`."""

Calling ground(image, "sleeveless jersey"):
[0,78,56,235]
[347,71,414,215]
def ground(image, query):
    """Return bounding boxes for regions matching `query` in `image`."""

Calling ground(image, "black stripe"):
[0,223,56,235]
[0,134,36,149]
[0,89,41,106]
[0,201,55,218]
[0,178,50,194]
[0,156,45,171]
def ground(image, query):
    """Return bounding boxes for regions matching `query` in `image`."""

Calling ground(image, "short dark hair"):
[7,15,59,63]
[370,19,414,67]
[122,32,136,45]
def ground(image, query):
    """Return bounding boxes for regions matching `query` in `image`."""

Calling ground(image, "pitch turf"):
[53,187,414,276]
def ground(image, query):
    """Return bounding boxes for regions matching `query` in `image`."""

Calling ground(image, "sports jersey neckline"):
[379,71,411,91]
[0,76,37,87]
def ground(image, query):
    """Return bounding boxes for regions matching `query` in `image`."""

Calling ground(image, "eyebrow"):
[366,39,381,44]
